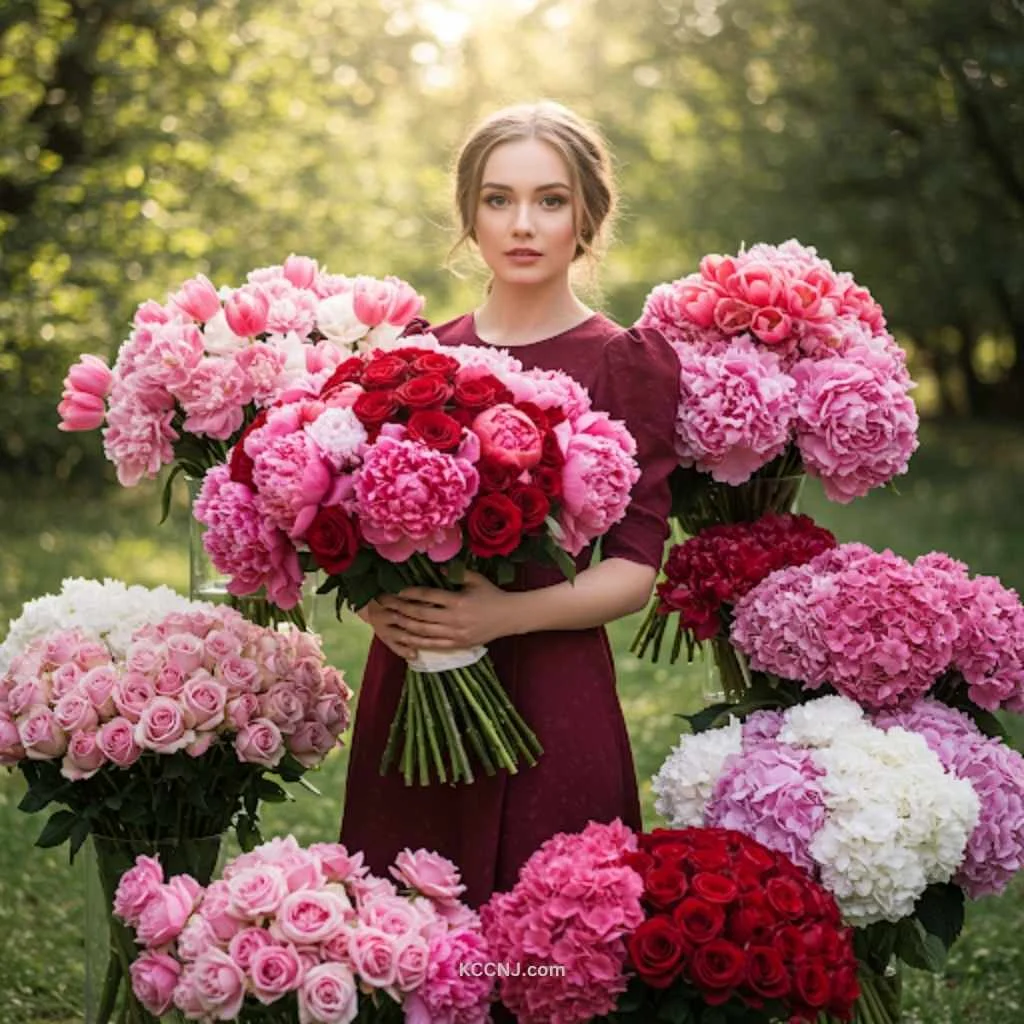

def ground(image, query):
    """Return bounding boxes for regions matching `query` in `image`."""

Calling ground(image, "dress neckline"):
[468,311,604,348]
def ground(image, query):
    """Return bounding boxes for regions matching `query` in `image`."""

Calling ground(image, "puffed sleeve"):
[591,326,680,569]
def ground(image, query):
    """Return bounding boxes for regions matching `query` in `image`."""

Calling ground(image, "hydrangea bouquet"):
[193,333,640,786]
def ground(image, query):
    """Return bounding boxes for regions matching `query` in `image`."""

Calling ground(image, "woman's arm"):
[374,558,656,652]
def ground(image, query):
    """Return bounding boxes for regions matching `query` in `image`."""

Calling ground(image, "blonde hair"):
[449,101,618,272]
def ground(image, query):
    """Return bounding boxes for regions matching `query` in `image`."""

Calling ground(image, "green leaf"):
[377,562,406,594]
[160,463,186,524]
[895,917,948,973]
[914,882,966,950]
[445,558,466,585]
[678,701,736,735]
[257,779,288,803]
[35,810,78,849]
[18,783,66,814]
[68,815,93,862]
[496,560,516,586]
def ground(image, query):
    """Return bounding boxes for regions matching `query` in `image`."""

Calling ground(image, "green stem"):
[425,671,472,784]
[412,672,447,784]
[379,679,410,777]
[455,668,518,771]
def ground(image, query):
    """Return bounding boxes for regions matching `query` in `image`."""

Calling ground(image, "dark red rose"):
[515,401,550,429]
[672,897,725,945]
[775,924,810,963]
[361,353,410,390]
[305,506,360,575]
[688,846,730,872]
[477,459,518,493]
[727,905,776,946]
[379,345,424,360]
[320,356,365,396]
[621,850,655,880]
[737,840,779,878]
[395,373,453,409]
[532,465,563,500]
[690,938,747,996]
[453,374,511,409]
[829,965,860,1012]
[539,429,565,468]
[765,876,806,920]
[466,494,523,558]
[746,946,791,1000]
[627,917,687,989]
[411,352,460,377]
[794,959,832,1008]
[448,406,477,429]
[353,390,399,426]
[506,483,549,532]
[691,872,739,905]
[645,864,689,910]
[229,410,267,487]
[639,829,693,854]
[406,410,462,451]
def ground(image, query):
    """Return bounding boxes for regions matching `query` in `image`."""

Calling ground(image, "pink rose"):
[7,679,46,718]
[154,665,186,698]
[394,936,430,992]
[61,730,106,780]
[134,697,195,754]
[186,731,217,758]
[203,628,243,661]
[249,943,305,1004]
[97,716,142,767]
[348,928,399,988]
[53,692,99,734]
[288,720,337,768]
[165,633,205,674]
[275,889,351,945]
[192,948,246,1019]
[391,849,466,906]
[0,713,25,763]
[235,718,285,767]
[176,914,218,961]
[113,855,165,927]
[18,707,67,760]
[218,655,261,694]
[228,926,275,971]
[125,645,161,676]
[113,674,157,723]
[81,665,118,716]
[472,404,543,470]
[182,676,228,729]
[299,962,359,1024]
[129,951,181,1016]
[261,683,305,728]
[198,880,246,942]
[49,662,83,699]
[226,693,261,730]
[310,844,366,885]
[227,864,289,920]
[136,875,202,948]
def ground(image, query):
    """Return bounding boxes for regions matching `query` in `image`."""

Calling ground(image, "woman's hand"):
[376,571,517,652]
[361,599,421,661]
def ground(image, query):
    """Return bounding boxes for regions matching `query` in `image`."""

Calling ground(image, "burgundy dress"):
[339,312,680,908]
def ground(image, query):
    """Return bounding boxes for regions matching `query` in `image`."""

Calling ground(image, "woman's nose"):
[512,202,535,235]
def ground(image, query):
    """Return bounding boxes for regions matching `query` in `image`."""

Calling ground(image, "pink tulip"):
[352,276,392,327]
[224,287,270,336]
[170,274,221,322]
[58,355,112,431]
[283,254,318,289]
[382,276,424,324]
[750,306,793,345]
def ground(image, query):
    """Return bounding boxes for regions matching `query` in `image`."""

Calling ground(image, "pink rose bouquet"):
[113,836,494,1023]
[192,334,640,786]
[479,819,857,1024]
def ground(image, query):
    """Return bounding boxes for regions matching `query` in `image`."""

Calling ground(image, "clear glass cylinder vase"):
[83,833,224,1024]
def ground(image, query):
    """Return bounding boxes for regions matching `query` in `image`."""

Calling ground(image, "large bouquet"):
[193,334,640,785]
[479,819,858,1024]
[637,239,918,510]
[113,836,494,1023]
[57,255,423,490]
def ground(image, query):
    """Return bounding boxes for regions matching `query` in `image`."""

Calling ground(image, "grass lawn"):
[2,421,1023,1022]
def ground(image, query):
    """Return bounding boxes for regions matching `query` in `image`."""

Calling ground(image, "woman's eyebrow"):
[480,182,572,192]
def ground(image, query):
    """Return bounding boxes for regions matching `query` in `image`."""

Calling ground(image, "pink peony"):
[176,358,253,440]
[472,404,544,469]
[102,398,178,486]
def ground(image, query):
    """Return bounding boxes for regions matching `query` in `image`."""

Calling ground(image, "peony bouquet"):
[479,819,858,1024]
[193,334,640,786]
[113,836,494,1023]
[637,239,919,512]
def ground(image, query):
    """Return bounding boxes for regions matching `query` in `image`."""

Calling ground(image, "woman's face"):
[473,137,579,288]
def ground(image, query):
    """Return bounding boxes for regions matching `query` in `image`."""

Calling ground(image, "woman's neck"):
[473,279,593,346]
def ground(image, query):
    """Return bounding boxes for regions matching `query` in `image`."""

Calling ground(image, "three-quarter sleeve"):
[591,326,680,569]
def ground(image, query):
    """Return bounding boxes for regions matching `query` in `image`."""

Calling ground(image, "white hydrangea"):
[652,718,743,826]
[0,578,198,670]
[779,694,868,747]
[306,407,368,470]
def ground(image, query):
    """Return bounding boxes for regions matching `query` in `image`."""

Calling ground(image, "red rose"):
[627,917,687,989]
[532,465,563,500]
[688,846,730,872]
[622,850,655,880]
[448,406,477,430]
[506,483,549,532]
[765,876,806,919]
[396,373,453,409]
[794,959,832,1008]
[645,864,689,910]
[775,924,809,963]
[690,938,747,996]
[727,905,775,946]
[305,506,360,575]
[539,430,565,468]
[466,494,523,558]
[229,410,267,487]
[672,897,725,945]
[453,374,511,409]
[477,459,518,493]
[320,356,365,396]
[829,965,860,1012]
[406,410,462,451]
[746,946,791,1000]
[353,390,399,426]
[412,352,460,377]
[515,400,550,429]
[361,353,410,390]
[639,829,693,854]
[691,872,739,905]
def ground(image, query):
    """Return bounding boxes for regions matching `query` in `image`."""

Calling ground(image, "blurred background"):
[1,1,1023,1021]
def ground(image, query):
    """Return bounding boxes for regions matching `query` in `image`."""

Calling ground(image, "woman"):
[340,101,679,910]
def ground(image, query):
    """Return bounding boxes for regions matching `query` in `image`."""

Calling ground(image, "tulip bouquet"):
[193,333,641,785]
[479,819,859,1024]
[113,836,494,1024]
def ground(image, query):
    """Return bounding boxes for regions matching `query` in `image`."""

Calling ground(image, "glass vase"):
[83,833,223,1024]
[186,473,318,631]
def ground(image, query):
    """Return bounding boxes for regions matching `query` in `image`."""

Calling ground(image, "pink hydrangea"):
[405,926,493,1024]
[671,339,797,485]
[353,436,479,562]
[480,819,644,1024]
[706,740,827,874]
[554,411,641,556]
[876,699,1024,898]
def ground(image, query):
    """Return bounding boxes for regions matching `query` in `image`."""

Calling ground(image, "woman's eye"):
[483,194,508,208]
[540,195,567,209]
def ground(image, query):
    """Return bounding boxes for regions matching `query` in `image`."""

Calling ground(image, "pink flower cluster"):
[58,256,424,486]
[731,542,1024,712]
[114,836,493,1023]
[637,240,919,501]
[0,604,352,778]
[875,699,1024,899]
[480,819,645,1024]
